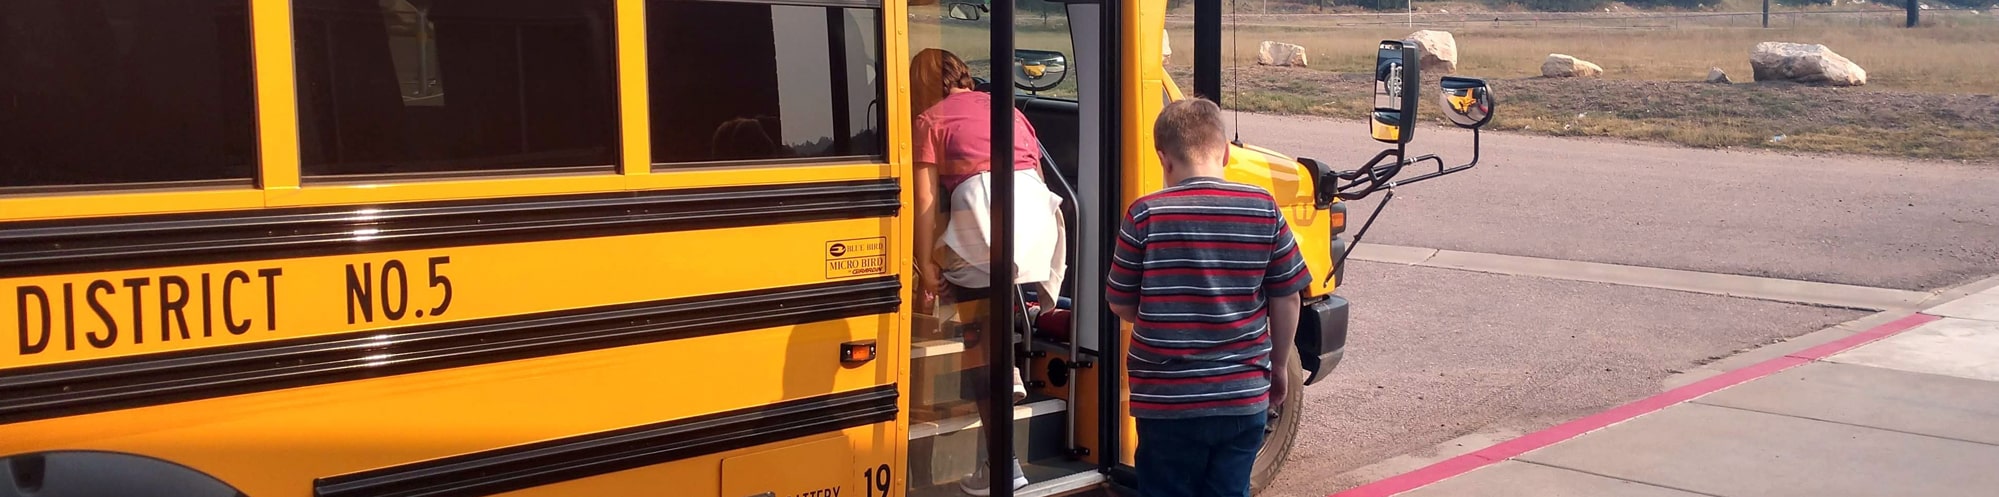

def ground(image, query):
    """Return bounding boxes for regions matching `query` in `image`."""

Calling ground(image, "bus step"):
[911,340,1078,410]
[913,337,1074,360]
[908,457,1102,497]
[909,398,1066,440]
[906,399,1073,489]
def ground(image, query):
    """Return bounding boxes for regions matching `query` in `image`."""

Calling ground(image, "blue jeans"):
[1135,413,1268,497]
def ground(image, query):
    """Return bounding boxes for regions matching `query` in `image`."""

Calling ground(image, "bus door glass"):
[907,0,1096,493]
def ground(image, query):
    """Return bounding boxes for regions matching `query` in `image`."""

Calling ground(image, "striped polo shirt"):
[1107,176,1311,419]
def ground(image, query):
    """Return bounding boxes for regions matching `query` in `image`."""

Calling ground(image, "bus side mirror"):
[1439,77,1495,130]
[1370,40,1420,145]
[947,2,982,20]
[1014,49,1068,93]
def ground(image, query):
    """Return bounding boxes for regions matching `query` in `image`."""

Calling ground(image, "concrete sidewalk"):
[1338,281,1999,497]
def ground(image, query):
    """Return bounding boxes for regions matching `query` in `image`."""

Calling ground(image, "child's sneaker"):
[958,458,1029,496]
[1011,367,1028,403]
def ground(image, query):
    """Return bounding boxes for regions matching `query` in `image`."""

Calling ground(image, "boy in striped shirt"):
[1107,98,1310,497]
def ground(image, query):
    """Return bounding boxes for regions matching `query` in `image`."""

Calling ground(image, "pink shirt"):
[913,91,1044,192]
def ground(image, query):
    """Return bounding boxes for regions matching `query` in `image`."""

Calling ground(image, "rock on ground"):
[1404,30,1458,74]
[1707,67,1732,84]
[1750,42,1867,87]
[1257,41,1308,67]
[1542,53,1603,78]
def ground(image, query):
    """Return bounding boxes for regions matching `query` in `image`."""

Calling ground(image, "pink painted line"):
[1329,312,1943,497]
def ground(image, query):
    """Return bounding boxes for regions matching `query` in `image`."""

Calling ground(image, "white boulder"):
[1257,41,1308,67]
[1404,30,1459,74]
[1750,42,1866,87]
[1541,54,1603,78]
[1707,67,1731,84]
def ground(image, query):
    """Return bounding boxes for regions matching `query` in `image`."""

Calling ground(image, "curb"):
[1326,312,1943,497]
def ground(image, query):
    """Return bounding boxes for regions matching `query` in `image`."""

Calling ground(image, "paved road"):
[1227,116,1999,497]
[1232,113,1999,291]
[1260,261,1865,497]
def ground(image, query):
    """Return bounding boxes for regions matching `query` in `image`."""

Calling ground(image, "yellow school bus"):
[0,0,1501,494]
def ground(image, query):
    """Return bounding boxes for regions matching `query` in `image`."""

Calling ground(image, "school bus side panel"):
[2,210,902,496]
[3,316,891,496]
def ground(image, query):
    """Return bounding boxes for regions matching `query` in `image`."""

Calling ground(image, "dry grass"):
[1158,13,1999,160]
[1180,66,1999,161]
[1170,19,1999,93]
[916,5,1999,160]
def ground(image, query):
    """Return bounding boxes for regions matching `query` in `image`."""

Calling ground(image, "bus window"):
[646,1,884,165]
[1014,0,1077,100]
[922,0,1076,101]
[294,0,620,177]
[0,0,256,191]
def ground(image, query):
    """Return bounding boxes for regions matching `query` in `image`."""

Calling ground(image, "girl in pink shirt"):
[909,48,1067,496]
[911,49,1052,293]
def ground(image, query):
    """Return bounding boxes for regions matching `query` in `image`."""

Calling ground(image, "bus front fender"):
[1297,295,1349,386]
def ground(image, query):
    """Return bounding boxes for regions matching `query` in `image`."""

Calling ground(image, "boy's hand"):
[1268,366,1289,413]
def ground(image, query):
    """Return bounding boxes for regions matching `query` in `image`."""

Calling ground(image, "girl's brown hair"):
[911,48,976,116]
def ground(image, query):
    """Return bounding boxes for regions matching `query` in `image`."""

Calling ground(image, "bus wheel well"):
[2,451,246,497]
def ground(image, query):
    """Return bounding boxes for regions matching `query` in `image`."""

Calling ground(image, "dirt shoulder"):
[1178,66,1999,162]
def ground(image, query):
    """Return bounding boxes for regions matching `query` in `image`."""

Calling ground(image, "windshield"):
[912,0,1078,100]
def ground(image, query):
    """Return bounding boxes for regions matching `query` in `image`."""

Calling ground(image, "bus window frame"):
[652,156,884,171]
[289,0,626,180]
[0,0,263,193]
[624,0,907,192]
[657,0,882,10]
[0,180,257,198]
[643,0,889,171]
[300,166,622,186]
[0,188,269,223]
[0,0,903,223]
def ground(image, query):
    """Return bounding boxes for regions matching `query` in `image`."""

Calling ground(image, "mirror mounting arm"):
[1325,128,1484,283]
[1331,147,1413,202]
[1382,128,1481,188]
[1335,127,1481,202]
[1332,189,1394,281]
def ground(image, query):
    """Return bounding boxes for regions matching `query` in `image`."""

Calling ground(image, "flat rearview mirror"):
[947,2,982,21]
[1014,49,1068,93]
[1371,40,1420,145]
[1438,77,1495,129]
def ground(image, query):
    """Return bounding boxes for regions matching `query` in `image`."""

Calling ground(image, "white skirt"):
[940,169,1068,297]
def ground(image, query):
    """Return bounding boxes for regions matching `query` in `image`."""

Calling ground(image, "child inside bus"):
[909,47,1067,495]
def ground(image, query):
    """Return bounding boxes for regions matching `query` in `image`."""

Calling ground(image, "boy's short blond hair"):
[1154,98,1228,167]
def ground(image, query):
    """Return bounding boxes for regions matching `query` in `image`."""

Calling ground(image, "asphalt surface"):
[1231,113,1999,291]
[1261,261,1867,497]
[1220,114,1999,497]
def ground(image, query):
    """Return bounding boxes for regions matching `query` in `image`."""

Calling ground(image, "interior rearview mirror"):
[1438,77,1495,130]
[947,2,982,21]
[1013,49,1068,93]
[1371,40,1420,145]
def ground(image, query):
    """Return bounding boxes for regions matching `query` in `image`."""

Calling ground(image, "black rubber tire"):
[1,451,244,497]
[1248,351,1307,496]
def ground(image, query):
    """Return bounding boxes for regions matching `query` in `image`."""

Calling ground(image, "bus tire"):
[2,451,245,497]
[1249,351,1307,496]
